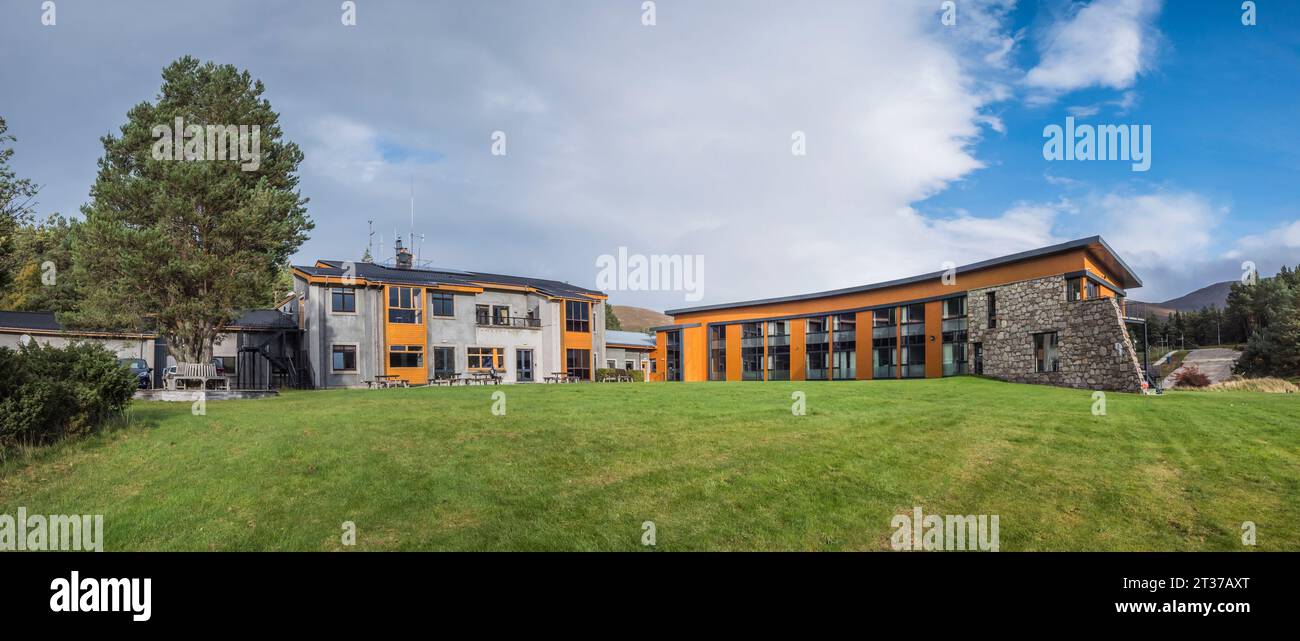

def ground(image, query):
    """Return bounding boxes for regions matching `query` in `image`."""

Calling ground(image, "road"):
[1162,348,1241,389]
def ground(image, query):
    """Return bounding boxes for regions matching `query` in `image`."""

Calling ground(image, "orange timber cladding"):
[649,239,1138,384]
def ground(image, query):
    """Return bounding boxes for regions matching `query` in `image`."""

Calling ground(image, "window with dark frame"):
[387,345,424,368]
[709,325,727,381]
[566,348,592,380]
[331,345,357,371]
[1066,276,1084,302]
[430,292,455,317]
[565,300,590,332]
[942,296,968,376]
[493,305,510,325]
[1034,332,1060,373]
[331,287,356,313]
[986,291,998,328]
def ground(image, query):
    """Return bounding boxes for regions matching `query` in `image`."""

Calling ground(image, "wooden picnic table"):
[465,371,503,385]
[545,372,569,383]
[369,374,407,389]
[428,373,461,386]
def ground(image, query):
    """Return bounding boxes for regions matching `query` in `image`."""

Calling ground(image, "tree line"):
[1137,268,1300,378]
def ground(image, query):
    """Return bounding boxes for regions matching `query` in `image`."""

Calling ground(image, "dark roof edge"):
[665,236,1142,316]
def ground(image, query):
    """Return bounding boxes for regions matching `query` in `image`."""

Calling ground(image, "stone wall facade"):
[967,275,1145,392]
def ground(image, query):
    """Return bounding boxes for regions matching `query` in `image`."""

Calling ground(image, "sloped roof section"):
[665,236,1142,316]
[296,260,605,300]
[605,330,656,349]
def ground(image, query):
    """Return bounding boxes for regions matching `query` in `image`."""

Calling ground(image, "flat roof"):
[665,236,1142,316]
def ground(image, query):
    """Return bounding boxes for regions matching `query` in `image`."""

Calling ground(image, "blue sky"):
[2,0,1298,308]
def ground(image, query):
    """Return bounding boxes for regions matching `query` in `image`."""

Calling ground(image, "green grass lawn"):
[2,377,1296,551]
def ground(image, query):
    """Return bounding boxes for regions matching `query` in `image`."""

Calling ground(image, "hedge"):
[0,340,137,453]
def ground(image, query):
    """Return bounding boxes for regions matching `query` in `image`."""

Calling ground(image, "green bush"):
[0,341,137,452]
[594,367,644,382]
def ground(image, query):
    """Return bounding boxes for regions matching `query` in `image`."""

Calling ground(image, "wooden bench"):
[166,362,229,391]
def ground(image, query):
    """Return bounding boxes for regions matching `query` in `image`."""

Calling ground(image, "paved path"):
[1162,348,1241,388]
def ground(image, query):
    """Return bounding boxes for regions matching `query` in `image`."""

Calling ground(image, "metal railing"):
[477,315,542,329]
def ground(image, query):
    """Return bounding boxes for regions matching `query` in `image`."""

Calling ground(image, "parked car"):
[117,358,152,389]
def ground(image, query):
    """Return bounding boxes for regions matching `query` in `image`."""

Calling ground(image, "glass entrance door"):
[516,349,534,382]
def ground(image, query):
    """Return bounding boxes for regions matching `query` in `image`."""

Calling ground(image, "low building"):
[291,239,609,387]
[650,236,1149,392]
[604,330,655,378]
[0,309,304,389]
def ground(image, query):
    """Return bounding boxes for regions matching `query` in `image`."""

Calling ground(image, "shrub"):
[1171,365,1211,388]
[0,341,137,453]
[594,367,644,382]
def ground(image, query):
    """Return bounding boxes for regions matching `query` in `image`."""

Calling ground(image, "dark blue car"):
[117,358,152,389]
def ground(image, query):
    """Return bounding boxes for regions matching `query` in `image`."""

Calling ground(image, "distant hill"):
[1131,281,1234,318]
[610,305,670,332]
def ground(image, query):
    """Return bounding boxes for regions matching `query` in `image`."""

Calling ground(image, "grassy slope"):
[2,378,1296,551]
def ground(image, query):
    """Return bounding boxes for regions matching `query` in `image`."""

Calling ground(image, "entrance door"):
[516,348,534,382]
[973,342,984,375]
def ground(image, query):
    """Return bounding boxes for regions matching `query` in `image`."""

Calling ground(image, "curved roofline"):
[665,236,1142,316]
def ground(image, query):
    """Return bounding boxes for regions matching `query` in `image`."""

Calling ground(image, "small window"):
[430,292,454,317]
[606,359,616,369]
[1086,280,1100,299]
[388,345,424,368]
[475,304,490,325]
[625,360,635,371]
[331,288,356,313]
[1034,332,1059,373]
[493,305,510,326]
[468,347,503,369]
[332,345,357,371]
[565,301,590,332]
[986,292,998,328]
[1066,277,1083,302]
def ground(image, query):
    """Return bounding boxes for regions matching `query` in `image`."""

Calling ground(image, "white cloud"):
[1025,0,1163,101]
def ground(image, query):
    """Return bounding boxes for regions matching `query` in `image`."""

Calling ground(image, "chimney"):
[395,236,413,270]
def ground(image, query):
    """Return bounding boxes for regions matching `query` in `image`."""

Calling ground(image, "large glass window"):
[388,345,424,368]
[1034,332,1060,373]
[872,308,897,379]
[832,313,856,379]
[331,344,356,371]
[331,288,356,313]
[765,321,790,381]
[565,301,590,332]
[387,286,422,324]
[430,292,454,317]
[566,348,591,380]
[1086,280,1100,299]
[709,325,727,381]
[806,317,829,380]
[468,347,504,370]
[942,296,968,376]
[900,304,925,378]
[664,330,682,382]
[475,304,490,325]
[741,322,763,381]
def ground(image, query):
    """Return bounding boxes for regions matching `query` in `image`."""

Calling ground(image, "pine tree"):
[70,57,313,362]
